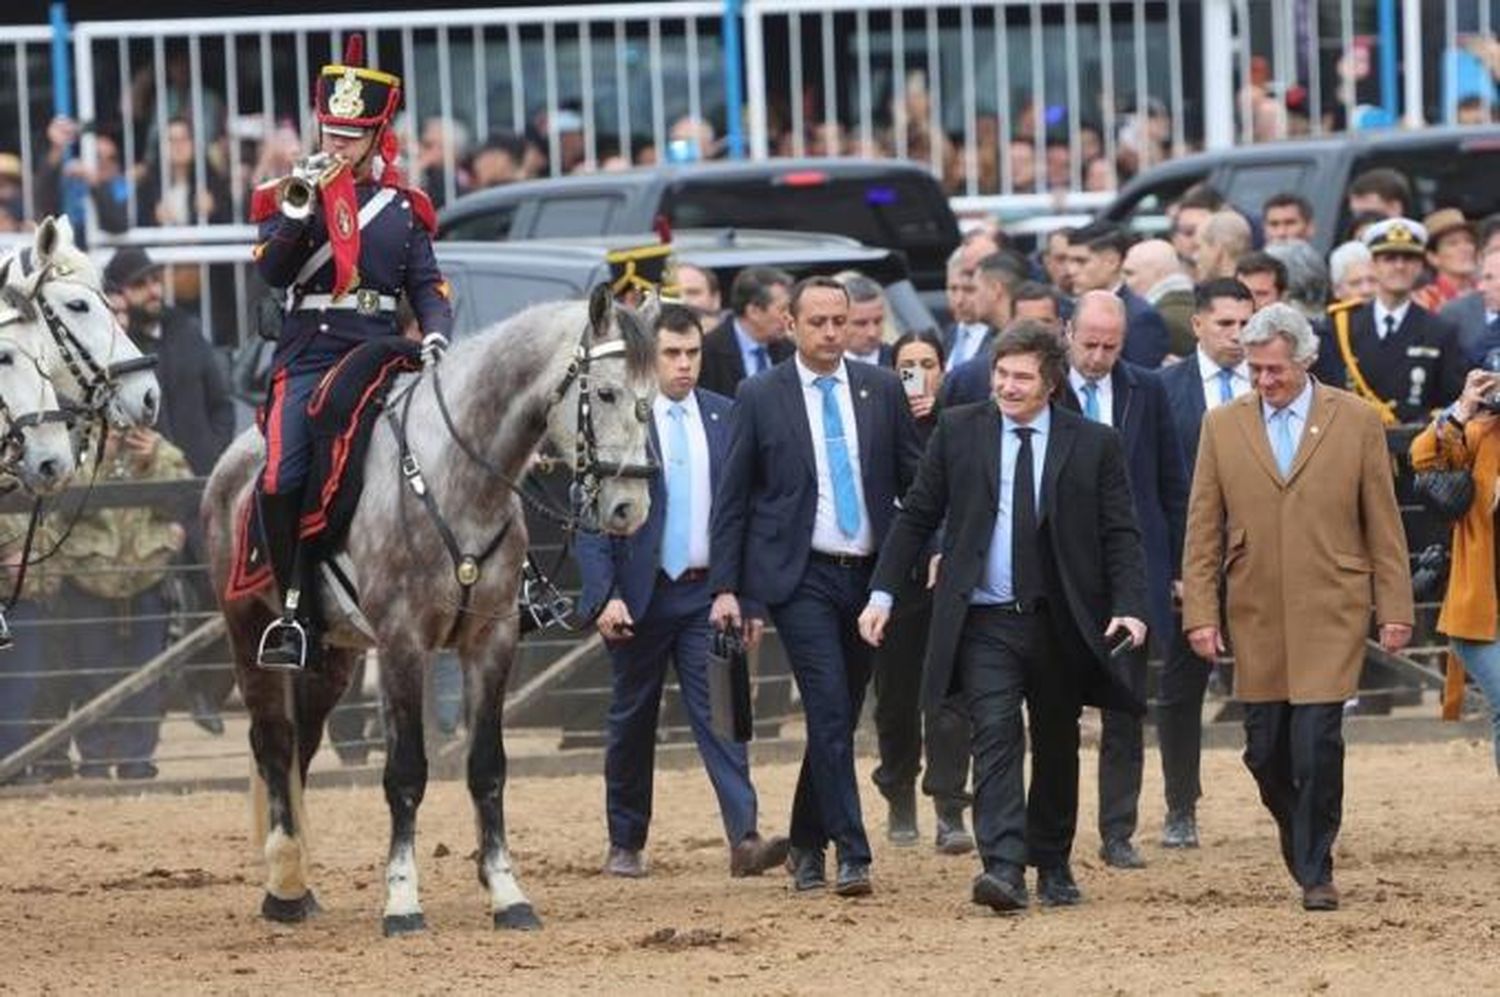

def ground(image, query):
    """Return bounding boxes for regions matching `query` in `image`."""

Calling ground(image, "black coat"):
[1312,301,1465,423]
[698,316,795,400]
[132,308,236,476]
[871,401,1149,715]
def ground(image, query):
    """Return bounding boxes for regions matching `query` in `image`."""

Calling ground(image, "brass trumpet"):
[279,152,349,220]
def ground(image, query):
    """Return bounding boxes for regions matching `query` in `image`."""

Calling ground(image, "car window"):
[532,195,624,237]
[440,204,517,242]
[1347,143,1500,234]
[447,267,585,335]
[1107,169,1211,236]
[1222,162,1313,218]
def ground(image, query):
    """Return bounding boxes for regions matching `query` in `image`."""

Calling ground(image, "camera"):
[899,366,924,398]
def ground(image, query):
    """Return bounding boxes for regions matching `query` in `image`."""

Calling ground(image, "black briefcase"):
[707,627,754,743]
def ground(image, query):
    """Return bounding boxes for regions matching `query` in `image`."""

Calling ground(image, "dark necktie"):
[752,346,769,374]
[1011,427,1043,602]
[1383,314,1396,340]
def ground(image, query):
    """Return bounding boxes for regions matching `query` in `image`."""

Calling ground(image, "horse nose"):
[142,387,160,424]
[36,457,63,485]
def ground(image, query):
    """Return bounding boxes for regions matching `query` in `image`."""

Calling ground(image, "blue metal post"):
[1377,0,1398,123]
[723,0,745,159]
[50,2,86,230]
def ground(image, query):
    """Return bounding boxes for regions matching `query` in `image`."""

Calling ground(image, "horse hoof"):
[261,890,320,923]
[494,903,542,931]
[382,912,427,937]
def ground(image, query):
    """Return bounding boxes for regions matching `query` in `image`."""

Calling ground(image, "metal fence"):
[1,2,1494,252]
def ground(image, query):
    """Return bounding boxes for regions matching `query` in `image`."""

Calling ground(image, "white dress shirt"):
[1373,299,1412,340]
[1261,376,1315,459]
[795,355,874,556]
[652,391,712,571]
[947,323,987,370]
[1196,348,1252,411]
[1068,368,1114,426]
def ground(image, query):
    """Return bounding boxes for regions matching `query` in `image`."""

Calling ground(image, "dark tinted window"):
[1105,169,1211,235]
[533,195,623,237]
[1345,142,1500,237]
[448,267,584,335]
[1223,162,1313,217]
[441,204,517,241]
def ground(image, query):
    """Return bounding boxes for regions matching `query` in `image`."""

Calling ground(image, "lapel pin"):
[710,412,720,421]
[1310,425,1320,435]
[858,388,869,400]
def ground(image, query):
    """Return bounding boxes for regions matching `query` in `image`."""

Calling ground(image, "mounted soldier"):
[249,34,453,669]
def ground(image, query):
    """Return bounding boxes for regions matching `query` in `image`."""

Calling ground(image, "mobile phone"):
[1108,630,1135,658]
[900,366,924,398]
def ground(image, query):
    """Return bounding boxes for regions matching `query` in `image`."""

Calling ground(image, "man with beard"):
[103,246,236,732]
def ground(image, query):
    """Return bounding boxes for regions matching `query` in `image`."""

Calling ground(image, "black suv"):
[436,159,961,313]
[1101,126,1500,254]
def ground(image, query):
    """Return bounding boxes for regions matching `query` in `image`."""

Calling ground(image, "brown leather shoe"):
[604,846,646,878]
[730,832,792,878]
[1302,882,1340,911]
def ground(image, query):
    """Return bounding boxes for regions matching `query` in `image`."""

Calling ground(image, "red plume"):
[343,33,364,67]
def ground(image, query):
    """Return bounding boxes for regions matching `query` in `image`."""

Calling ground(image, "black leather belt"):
[810,551,875,569]
[660,567,709,584]
[974,598,1047,615]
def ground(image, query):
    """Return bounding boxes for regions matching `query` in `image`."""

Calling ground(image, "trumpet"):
[280,153,348,221]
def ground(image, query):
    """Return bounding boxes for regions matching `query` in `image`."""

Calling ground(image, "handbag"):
[706,627,754,743]
[1412,468,1475,522]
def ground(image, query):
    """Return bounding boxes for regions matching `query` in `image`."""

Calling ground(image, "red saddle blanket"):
[226,339,421,601]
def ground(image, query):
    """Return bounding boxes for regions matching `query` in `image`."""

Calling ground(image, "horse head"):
[2,217,161,430]
[0,309,78,495]
[546,284,657,535]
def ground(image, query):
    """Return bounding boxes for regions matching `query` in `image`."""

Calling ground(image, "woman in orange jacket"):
[1410,367,1500,773]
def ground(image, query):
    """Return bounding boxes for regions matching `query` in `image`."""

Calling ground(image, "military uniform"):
[247,35,452,668]
[1315,218,1465,425]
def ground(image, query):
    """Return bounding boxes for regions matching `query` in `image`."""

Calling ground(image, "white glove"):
[421,332,449,367]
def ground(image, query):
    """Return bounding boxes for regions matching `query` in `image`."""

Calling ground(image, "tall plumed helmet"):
[315,34,402,139]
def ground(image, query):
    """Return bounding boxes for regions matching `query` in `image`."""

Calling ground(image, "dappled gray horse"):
[204,289,656,934]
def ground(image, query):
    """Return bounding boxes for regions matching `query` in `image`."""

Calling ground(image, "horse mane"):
[613,303,656,381]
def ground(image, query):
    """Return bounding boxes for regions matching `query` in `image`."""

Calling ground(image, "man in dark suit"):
[860,321,1150,912]
[1061,291,1189,870]
[575,305,789,880]
[1440,245,1500,367]
[941,280,1060,409]
[839,272,895,366]
[1312,218,1464,422]
[710,276,923,897]
[698,266,795,398]
[1157,278,1255,847]
[1064,222,1170,368]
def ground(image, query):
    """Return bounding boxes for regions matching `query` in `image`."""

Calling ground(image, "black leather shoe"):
[787,846,826,892]
[1036,865,1083,907]
[730,833,791,877]
[834,860,872,897]
[971,866,1028,913]
[886,787,919,846]
[1161,810,1199,849]
[1099,837,1147,869]
[1302,882,1340,912]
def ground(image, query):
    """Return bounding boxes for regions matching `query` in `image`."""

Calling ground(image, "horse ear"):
[34,216,59,263]
[587,283,613,338]
[634,291,662,330]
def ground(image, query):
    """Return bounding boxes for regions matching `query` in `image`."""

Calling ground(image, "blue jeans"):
[1449,638,1500,774]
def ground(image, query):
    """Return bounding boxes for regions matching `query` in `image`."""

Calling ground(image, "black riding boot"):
[256,492,320,670]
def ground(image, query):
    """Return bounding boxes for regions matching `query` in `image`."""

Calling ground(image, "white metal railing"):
[1,27,66,227]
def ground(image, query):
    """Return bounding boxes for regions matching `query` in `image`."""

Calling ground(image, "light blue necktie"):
[661,403,692,578]
[814,375,862,538]
[752,346,770,374]
[1217,367,1235,405]
[1082,380,1101,422]
[1271,407,1296,477]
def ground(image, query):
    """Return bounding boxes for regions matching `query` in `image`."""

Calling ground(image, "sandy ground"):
[4,737,1500,996]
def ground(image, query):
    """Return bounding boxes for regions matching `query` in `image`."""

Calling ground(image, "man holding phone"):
[860,321,1150,913]
[575,304,788,881]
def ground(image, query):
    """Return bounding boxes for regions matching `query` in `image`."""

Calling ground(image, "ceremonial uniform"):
[1314,219,1464,425]
[248,36,452,669]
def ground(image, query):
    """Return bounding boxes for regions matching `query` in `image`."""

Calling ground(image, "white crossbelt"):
[296,292,398,313]
[286,186,399,309]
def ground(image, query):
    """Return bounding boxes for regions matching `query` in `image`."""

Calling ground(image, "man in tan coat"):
[1182,303,1413,912]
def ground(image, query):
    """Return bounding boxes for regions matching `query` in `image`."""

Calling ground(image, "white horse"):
[204,287,656,934]
[0,308,76,494]
[0,217,161,433]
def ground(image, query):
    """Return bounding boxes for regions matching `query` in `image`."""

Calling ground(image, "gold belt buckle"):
[356,288,380,316]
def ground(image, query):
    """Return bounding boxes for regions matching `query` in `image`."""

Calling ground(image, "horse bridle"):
[0,334,79,472]
[1,249,159,414]
[389,296,656,640]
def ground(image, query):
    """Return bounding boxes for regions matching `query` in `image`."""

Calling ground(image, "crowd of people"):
[568,165,1500,916]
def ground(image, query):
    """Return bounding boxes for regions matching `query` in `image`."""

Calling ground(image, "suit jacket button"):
[319,323,329,332]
